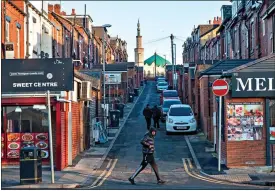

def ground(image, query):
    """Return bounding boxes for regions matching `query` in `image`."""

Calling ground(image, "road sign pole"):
[47,90,55,183]
[218,96,222,172]
[212,79,229,172]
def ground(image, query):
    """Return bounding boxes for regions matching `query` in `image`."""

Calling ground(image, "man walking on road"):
[128,127,165,185]
[143,104,153,130]
[152,105,161,129]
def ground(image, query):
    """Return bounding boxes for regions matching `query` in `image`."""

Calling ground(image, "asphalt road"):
[86,81,267,190]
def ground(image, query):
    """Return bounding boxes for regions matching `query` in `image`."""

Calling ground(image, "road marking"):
[184,136,201,170]
[89,159,113,188]
[182,158,266,188]
[96,159,118,187]
[87,159,118,189]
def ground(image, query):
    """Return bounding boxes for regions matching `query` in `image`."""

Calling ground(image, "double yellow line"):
[182,158,265,188]
[87,159,118,189]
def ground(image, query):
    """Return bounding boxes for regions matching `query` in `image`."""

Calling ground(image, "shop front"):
[221,54,275,168]
[1,98,58,166]
[1,58,73,170]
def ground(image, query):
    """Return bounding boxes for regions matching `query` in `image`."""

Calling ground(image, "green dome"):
[144,54,171,67]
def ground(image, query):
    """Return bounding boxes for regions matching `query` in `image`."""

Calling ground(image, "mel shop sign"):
[232,72,275,98]
[2,58,74,92]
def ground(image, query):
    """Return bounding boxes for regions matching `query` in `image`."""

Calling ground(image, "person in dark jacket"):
[128,127,165,185]
[152,105,161,129]
[143,104,153,130]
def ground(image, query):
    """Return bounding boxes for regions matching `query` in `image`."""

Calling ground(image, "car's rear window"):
[163,91,178,97]
[169,107,193,116]
[163,100,181,108]
[158,82,167,86]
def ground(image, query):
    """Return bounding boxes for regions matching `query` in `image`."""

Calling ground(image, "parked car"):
[156,79,166,87]
[165,104,197,134]
[157,81,168,92]
[155,76,165,81]
[160,90,179,105]
[160,99,182,122]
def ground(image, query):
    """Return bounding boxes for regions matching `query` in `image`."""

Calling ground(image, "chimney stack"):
[48,4,53,12]
[209,20,211,24]
[53,4,61,14]
[71,8,76,15]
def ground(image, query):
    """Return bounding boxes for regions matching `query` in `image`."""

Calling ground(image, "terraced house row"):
[1,0,130,170]
[182,0,275,168]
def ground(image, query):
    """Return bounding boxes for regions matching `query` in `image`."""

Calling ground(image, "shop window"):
[17,29,20,58]
[5,21,9,42]
[4,106,50,133]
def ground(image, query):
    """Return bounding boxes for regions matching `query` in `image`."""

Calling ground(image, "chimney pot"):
[53,4,61,14]
[72,8,76,15]
[48,4,53,12]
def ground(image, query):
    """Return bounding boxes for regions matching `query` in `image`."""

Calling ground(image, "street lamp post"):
[102,24,112,128]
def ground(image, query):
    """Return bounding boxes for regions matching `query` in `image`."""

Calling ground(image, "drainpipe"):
[257,2,264,58]
[207,75,212,141]
[68,91,73,166]
[3,0,6,58]
[239,24,242,59]
[244,20,250,58]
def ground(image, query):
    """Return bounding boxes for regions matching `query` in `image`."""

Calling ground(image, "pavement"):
[186,132,275,187]
[1,85,145,189]
[79,81,272,190]
[2,81,274,189]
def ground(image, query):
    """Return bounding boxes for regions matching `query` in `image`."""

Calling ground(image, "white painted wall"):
[144,64,165,77]
[27,1,52,58]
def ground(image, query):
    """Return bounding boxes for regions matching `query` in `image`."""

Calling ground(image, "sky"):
[49,1,232,64]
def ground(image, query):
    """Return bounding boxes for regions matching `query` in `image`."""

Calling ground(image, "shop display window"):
[2,105,53,160]
[4,106,48,133]
[269,100,275,141]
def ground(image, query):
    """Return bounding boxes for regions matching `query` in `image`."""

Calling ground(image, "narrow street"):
[84,82,266,190]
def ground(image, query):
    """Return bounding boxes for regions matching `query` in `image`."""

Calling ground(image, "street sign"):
[212,79,228,172]
[212,79,229,97]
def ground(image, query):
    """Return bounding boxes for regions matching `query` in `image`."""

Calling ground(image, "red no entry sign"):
[212,79,229,97]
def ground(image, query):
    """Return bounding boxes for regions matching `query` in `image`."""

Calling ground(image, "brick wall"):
[60,111,68,170]
[71,102,81,160]
[224,97,266,167]
[1,1,25,59]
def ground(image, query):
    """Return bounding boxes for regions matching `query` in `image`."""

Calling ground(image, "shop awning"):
[144,54,171,67]
[199,59,256,77]
[223,54,275,76]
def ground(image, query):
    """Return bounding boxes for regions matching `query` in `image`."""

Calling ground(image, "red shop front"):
[1,97,63,170]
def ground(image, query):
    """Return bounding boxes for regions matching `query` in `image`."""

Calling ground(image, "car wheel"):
[166,131,172,135]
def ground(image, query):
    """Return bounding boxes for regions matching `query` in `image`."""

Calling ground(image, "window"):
[56,30,59,54]
[4,106,50,133]
[169,107,193,116]
[250,21,255,52]
[234,28,239,53]
[17,29,20,58]
[5,21,9,42]
[163,100,181,108]
[163,91,178,97]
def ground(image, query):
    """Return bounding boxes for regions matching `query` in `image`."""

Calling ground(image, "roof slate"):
[199,59,256,77]
[223,54,275,75]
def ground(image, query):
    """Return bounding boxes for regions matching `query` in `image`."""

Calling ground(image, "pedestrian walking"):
[128,127,165,185]
[152,105,161,129]
[143,104,153,130]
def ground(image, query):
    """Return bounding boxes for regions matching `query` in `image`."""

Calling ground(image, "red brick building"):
[1,0,26,59]
[182,0,275,168]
